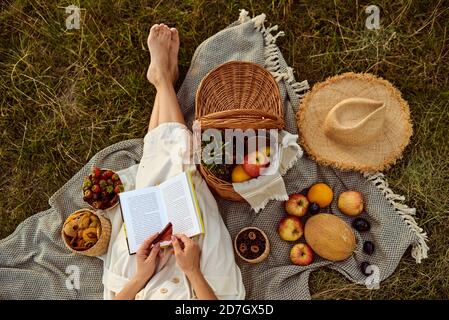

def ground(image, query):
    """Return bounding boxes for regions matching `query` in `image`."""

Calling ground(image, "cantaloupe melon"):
[304,213,356,261]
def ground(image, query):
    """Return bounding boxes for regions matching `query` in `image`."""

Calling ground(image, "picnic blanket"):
[0,10,428,300]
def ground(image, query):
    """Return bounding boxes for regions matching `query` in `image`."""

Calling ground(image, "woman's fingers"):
[175,234,193,247]
[171,235,183,255]
[146,242,161,262]
[137,232,160,255]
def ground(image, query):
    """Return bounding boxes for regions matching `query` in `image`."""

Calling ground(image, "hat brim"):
[297,72,413,172]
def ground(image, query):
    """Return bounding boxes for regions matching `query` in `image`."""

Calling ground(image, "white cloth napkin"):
[232,131,303,212]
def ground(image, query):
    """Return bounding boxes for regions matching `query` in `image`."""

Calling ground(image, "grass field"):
[1,0,448,299]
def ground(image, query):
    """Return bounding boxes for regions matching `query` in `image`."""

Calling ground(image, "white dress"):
[101,123,246,300]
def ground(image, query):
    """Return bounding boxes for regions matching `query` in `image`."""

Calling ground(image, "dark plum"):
[352,218,371,232]
[308,202,320,215]
[300,187,310,196]
[363,241,375,255]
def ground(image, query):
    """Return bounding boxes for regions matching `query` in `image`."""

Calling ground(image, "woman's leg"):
[147,24,182,130]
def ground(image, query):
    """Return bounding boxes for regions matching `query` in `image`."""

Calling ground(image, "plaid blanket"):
[0,10,427,300]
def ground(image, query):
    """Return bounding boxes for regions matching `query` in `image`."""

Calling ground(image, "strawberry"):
[91,167,101,178]
[91,184,101,193]
[104,170,114,178]
[107,179,114,185]
[114,185,124,194]
[99,179,107,188]
[84,189,93,199]
[113,180,122,187]
[111,173,120,181]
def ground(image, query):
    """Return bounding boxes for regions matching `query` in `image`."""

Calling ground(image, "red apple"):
[290,243,314,266]
[285,194,309,217]
[243,151,269,178]
[278,215,303,241]
[338,191,364,216]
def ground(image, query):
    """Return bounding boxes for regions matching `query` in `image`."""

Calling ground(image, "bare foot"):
[147,24,171,88]
[169,27,180,84]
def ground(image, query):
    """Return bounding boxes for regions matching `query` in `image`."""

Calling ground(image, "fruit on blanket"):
[278,216,303,241]
[360,261,374,276]
[363,241,375,255]
[232,164,252,183]
[83,167,122,210]
[338,191,364,216]
[304,213,356,261]
[308,202,320,215]
[290,243,314,266]
[234,227,270,263]
[307,183,333,208]
[243,151,269,178]
[352,217,371,232]
[285,194,309,217]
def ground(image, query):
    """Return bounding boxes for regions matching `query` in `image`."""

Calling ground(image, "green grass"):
[1,0,448,299]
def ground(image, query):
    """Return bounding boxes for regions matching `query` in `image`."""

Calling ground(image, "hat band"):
[323,97,386,146]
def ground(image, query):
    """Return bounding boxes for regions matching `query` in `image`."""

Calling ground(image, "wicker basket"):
[196,61,284,201]
[61,208,111,257]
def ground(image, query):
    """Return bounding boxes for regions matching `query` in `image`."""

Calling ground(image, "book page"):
[160,172,202,239]
[119,187,168,254]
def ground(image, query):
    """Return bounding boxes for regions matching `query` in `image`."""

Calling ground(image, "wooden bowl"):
[234,227,270,263]
[61,209,111,257]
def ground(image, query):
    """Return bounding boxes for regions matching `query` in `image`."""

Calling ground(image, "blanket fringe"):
[243,10,309,97]
[253,194,289,213]
[364,172,429,263]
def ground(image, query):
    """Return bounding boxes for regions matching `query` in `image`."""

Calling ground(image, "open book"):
[118,172,204,255]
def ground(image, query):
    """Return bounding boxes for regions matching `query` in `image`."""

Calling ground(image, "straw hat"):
[297,72,412,172]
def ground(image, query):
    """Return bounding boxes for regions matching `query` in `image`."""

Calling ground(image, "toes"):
[159,25,171,39]
[170,28,179,43]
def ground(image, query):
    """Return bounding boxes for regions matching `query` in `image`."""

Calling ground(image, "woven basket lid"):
[297,72,413,172]
[196,61,284,130]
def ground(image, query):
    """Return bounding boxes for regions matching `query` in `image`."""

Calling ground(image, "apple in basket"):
[290,243,314,266]
[243,151,269,178]
[278,215,303,241]
[285,194,309,217]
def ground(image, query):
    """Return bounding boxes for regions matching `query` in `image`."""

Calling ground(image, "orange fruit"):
[307,183,333,208]
[232,165,252,183]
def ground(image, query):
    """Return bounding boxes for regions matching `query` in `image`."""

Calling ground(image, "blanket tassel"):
[364,172,429,263]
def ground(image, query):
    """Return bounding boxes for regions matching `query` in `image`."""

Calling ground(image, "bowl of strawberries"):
[82,166,124,210]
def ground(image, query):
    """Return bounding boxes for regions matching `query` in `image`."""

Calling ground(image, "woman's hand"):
[171,234,200,277]
[114,233,162,300]
[134,232,162,284]
[172,234,217,300]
